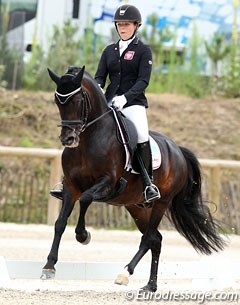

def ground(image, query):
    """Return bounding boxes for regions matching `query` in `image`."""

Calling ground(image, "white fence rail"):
[0,146,62,225]
[200,159,240,215]
[0,146,240,225]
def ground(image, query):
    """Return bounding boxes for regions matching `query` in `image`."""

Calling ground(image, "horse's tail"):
[169,146,226,255]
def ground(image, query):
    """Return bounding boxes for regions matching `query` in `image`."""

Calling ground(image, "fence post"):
[209,166,221,215]
[47,155,62,225]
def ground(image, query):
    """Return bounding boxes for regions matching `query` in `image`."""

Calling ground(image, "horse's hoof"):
[40,269,56,280]
[81,231,91,245]
[114,272,129,286]
[76,231,91,245]
[141,284,157,292]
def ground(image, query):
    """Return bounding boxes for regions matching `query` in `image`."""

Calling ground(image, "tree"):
[23,19,104,90]
[24,19,82,90]
[204,32,230,97]
[0,6,23,89]
[141,13,173,66]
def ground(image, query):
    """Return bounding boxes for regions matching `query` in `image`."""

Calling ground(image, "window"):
[72,0,80,19]
[1,0,38,30]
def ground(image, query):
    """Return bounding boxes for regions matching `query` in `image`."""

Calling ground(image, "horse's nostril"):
[60,135,74,145]
[65,137,74,145]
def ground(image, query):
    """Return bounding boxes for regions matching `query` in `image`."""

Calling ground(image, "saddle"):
[113,108,161,173]
[109,108,161,201]
[114,109,138,164]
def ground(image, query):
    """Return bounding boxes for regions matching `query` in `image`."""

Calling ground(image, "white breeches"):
[121,105,149,143]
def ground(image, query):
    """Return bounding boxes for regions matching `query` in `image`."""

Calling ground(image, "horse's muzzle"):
[59,131,79,148]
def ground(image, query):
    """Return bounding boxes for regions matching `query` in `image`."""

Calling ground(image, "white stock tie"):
[119,36,135,56]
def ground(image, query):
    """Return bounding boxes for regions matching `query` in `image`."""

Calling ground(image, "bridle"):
[55,85,112,134]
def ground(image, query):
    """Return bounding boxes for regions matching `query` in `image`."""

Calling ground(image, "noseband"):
[55,86,112,134]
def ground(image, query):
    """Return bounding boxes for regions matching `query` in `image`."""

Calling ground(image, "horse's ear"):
[47,68,60,86]
[72,66,85,85]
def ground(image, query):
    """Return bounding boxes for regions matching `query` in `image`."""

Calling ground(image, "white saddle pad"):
[125,136,161,174]
[150,136,161,170]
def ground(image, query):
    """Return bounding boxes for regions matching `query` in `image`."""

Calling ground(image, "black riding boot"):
[136,141,161,203]
[50,182,63,200]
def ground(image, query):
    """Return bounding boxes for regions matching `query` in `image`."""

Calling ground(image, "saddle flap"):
[112,109,161,172]
[113,110,138,161]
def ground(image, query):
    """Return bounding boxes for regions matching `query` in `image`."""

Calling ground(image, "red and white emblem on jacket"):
[124,51,135,60]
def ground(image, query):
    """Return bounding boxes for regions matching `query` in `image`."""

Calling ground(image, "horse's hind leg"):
[41,192,75,279]
[141,230,162,291]
[115,207,152,285]
[115,202,167,292]
[124,229,162,292]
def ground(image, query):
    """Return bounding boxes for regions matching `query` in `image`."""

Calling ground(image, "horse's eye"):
[75,97,82,105]
[70,98,77,105]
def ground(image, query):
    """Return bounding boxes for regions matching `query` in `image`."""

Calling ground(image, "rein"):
[82,108,113,130]
[55,86,112,133]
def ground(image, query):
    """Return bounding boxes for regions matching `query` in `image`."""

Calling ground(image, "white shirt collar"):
[119,36,135,56]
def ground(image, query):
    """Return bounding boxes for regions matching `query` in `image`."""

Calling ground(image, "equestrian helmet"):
[113,5,142,27]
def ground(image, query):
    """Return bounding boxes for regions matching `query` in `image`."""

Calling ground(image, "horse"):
[41,66,225,292]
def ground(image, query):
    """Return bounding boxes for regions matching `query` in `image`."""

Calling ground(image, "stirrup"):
[143,184,161,203]
[49,182,63,200]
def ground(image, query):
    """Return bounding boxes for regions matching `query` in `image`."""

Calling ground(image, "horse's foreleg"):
[41,192,75,279]
[75,199,92,244]
[75,176,112,244]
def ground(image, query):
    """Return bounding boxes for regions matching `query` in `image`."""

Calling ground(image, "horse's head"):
[48,66,91,148]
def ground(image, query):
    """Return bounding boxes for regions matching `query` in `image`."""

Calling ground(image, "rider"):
[50,4,160,203]
[94,4,160,203]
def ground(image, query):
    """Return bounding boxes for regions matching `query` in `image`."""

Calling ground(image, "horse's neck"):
[77,79,122,161]
[82,78,108,117]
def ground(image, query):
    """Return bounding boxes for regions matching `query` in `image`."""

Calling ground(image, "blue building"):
[92,0,237,47]
[1,0,237,58]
